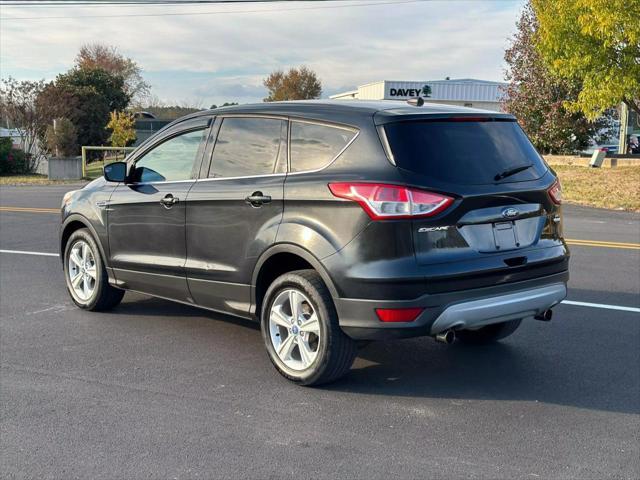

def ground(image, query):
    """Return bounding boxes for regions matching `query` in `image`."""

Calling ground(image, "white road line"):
[0,249,59,257]
[0,249,638,314]
[561,300,640,313]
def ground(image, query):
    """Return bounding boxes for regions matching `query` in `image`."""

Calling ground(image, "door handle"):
[160,194,179,208]
[245,192,272,207]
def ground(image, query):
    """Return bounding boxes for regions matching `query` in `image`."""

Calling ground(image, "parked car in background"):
[59,100,569,385]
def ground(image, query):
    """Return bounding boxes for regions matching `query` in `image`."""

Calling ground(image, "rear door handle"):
[160,194,178,208]
[245,192,272,207]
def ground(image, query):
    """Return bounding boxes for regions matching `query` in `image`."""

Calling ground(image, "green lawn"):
[0,174,85,186]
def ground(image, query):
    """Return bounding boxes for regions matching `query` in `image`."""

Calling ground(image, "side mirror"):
[104,162,127,183]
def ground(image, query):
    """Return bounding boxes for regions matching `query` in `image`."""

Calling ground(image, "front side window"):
[132,129,205,183]
[290,122,356,172]
[209,117,284,178]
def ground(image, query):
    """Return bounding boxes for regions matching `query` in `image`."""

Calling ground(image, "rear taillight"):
[548,180,562,205]
[328,183,453,220]
[375,307,424,322]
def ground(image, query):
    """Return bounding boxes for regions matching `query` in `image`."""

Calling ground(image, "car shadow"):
[106,290,638,415]
[324,296,640,415]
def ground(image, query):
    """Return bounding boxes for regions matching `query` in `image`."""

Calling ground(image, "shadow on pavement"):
[107,290,639,416]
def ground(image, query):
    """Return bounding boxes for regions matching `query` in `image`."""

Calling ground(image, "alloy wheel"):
[268,288,321,371]
[67,240,97,302]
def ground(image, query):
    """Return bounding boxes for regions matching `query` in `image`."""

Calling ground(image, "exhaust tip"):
[435,329,455,344]
[534,309,553,321]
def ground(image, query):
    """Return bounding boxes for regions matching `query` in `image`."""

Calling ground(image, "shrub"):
[0,137,28,175]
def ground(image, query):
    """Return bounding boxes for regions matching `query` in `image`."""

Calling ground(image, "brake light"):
[328,183,453,220]
[375,307,424,322]
[548,180,562,205]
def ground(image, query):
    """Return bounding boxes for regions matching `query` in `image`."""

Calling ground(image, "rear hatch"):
[380,115,566,291]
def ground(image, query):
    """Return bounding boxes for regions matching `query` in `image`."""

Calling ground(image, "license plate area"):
[492,221,519,251]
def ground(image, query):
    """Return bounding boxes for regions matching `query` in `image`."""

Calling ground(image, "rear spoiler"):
[373,110,516,126]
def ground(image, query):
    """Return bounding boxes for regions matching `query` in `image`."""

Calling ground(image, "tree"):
[38,68,130,148]
[45,118,78,157]
[0,77,52,171]
[210,102,239,109]
[502,2,606,154]
[106,111,136,148]
[76,43,150,105]
[263,66,322,102]
[533,0,640,120]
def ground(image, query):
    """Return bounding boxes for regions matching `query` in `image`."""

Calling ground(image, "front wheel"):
[261,270,357,386]
[63,228,124,311]
[456,319,522,345]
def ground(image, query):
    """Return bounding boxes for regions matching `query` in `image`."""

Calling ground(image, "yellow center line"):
[566,239,640,250]
[0,206,60,214]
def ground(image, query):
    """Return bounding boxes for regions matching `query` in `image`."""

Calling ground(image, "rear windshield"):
[383,119,547,185]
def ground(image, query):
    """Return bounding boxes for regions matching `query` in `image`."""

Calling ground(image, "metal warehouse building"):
[330,78,506,112]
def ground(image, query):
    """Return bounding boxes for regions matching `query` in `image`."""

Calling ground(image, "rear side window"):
[383,119,547,185]
[290,122,356,172]
[209,117,284,178]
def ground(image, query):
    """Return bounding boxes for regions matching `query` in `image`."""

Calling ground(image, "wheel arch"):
[251,244,339,319]
[60,214,109,269]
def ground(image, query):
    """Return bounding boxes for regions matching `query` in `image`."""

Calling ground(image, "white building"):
[330,78,506,112]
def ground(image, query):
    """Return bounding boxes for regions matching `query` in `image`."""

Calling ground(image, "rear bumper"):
[335,271,568,340]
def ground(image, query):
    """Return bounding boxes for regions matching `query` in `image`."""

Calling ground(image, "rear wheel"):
[456,319,522,345]
[63,228,124,311]
[261,270,357,386]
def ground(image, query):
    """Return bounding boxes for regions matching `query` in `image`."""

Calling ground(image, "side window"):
[132,129,205,183]
[290,122,356,172]
[209,118,284,178]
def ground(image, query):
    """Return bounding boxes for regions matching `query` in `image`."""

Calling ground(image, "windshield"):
[383,119,547,185]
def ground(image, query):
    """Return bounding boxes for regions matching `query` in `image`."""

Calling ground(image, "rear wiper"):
[494,164,533,181]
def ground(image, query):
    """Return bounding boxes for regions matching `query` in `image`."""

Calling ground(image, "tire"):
[456,319,522,345]
[63,228,124,311]
[261,269,357,386]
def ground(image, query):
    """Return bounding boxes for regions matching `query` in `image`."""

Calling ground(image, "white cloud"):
[0,1,524,105]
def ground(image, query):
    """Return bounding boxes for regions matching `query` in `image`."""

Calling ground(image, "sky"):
[0,0,526,107]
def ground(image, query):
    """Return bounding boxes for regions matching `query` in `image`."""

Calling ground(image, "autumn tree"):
[502,2,605,154]
[76,43,150,105]
[263,66,322,102]
[106,111,136,148]
[533,0,640,119]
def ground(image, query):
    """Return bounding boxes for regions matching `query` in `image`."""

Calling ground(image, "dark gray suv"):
[60,100,569,385]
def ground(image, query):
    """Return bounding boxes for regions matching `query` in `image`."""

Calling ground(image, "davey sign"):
[387,84,432,99]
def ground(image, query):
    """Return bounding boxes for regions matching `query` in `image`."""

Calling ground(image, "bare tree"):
[263,66,322,102]
[0,77,52,171]
[76,43,150,105]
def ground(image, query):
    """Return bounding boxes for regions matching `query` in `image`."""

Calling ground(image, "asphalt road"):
[1,184,639,479]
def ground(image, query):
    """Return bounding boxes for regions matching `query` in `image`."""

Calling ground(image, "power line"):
[1,0,453,20]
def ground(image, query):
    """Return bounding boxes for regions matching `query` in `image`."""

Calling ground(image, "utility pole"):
[53,118,59,157]
[618,102,629,155]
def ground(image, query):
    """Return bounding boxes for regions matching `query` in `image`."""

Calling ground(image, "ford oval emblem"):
[502,207,519,219]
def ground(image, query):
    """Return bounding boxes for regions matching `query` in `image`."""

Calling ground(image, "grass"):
[85,158,124,179]
[84,162,105,179]
[553,165,640,211]
[0,174,86,186]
